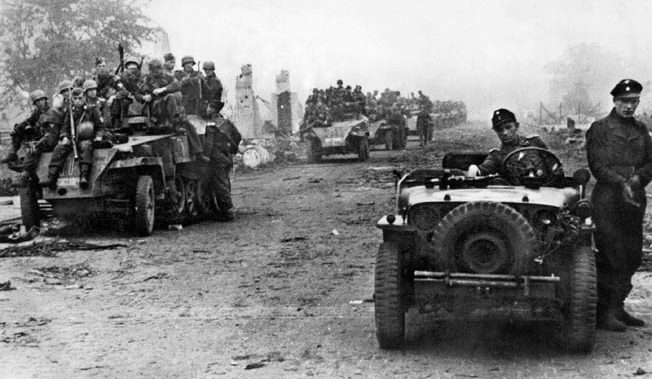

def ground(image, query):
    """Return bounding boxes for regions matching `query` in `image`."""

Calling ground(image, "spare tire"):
[431,201,537,275]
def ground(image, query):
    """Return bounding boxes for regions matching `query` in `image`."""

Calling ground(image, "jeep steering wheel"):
[501,147,563,186]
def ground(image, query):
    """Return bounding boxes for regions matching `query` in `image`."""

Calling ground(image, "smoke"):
[146,0,652,120]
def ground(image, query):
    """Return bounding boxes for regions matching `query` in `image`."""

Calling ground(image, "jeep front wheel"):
[375,242,405,349]
[562,245,597,353]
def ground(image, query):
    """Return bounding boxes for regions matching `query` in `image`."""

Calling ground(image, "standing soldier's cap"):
[58,80,72,94]
[202,61,215,70]
[337,79,343,85]
[491,108,517,129]
[124,57,140,69]
[83,79,97,92]
[29,89,47,104]
[95,57,106,66]
[610,79,642,98]
[163,52,175,62]
[181,56,195,66]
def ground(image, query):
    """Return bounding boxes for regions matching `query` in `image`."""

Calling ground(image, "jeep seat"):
[442,151,489,171]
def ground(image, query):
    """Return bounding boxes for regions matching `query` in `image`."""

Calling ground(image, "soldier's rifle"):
[68,93,79,160]
[114,43,124,75]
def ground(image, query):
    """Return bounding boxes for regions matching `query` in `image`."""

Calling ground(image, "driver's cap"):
[491,108,516,129]
[610,79,642,99]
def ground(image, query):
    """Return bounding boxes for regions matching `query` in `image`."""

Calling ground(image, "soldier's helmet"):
[148,59,163,70]
[58,80,73,94]
[202,61,215,70]
[181,55,196,66]
[124,57,140,69]
[71,87,85,98]
[77,121,95,140]
[83,79,98,92]
[163,52,175,62]
[29,89,48,104]
[337,79,343,85]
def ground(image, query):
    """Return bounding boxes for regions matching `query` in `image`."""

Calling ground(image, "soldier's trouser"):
[417,125,427,146]
[592,183,645,313]
[208,161,233,213]
[152,94,180,124]
[48,140,94,178]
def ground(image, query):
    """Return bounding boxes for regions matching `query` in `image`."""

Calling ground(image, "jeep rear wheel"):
[562,245,597,353]
[431,201,536,275]
[375,242,405,349]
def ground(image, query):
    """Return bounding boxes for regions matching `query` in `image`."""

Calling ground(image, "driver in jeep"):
[467,108,549,177]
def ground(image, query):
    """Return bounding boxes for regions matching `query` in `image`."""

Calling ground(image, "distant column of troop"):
[2,53,231,192]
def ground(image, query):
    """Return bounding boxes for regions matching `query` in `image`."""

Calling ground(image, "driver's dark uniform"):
[477,135,548,175]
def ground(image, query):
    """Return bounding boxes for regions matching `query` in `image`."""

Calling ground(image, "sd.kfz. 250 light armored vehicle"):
[374,147,596,352]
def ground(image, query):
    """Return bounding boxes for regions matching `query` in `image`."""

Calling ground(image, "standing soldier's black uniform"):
[416,109,432,147]
[204,104,242,221]
[47,87,104,189]
[586,79,651,331]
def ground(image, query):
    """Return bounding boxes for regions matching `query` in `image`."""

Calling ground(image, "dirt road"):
[1,122,651,378]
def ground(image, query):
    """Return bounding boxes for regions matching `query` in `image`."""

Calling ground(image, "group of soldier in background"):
[302,79,367,127]
[1,52,241,222]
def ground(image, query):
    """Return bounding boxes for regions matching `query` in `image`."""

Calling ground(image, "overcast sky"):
[146,0,652,119]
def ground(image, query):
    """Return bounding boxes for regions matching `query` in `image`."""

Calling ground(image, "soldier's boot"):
[597,306,627,332]
[41,168,60,191]
[614,306,645,326]
[79,164,90,190]
[217,209,234,222]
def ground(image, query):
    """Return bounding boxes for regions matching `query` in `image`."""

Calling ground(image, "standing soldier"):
[353,85,366,115]
[204,102,242,221]
[83,80,101,109]
[201,61,224,115]
[93,57,116,128]
[178,55,204,116]
[586,79,652,331]
[416,107,433,147]
[45,87,104,190]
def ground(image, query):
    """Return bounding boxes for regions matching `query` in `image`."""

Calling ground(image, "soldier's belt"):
[610,165,635,178]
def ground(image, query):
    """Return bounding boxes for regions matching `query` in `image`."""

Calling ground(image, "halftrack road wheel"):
[375,242,405,349]
[562,245,597,353]
[134,175,155,236]
[431,201,537,275]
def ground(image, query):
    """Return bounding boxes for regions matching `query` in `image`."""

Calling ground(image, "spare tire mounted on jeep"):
[431,201,537,275]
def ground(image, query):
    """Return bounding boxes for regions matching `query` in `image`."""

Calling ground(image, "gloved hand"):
[467,164,481,177]
[622,182,640,208]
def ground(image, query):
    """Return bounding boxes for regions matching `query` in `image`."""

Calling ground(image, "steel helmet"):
[58,80,72,94]
[148,58,163,70]
[77,121,95,140]
[83,79,97,92]
[29,89,47,104]
[124,56,140,69]
[202,61,215,70]
[181,55,195,66]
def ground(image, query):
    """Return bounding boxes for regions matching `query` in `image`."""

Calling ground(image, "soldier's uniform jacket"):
[203,116,242,166]
[61,105,104,140]
[139,72,182,96]
[204,72,223,108]
[95,72,117,99]
[586,109,652,189]
[115,70,143,100]
[477,135,548,175]
[179,70,204,114]
[11,107,49,145]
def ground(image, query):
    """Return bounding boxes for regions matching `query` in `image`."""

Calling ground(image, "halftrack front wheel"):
[375,242,405,349]
[562,245,597,353]
[184,179,199,219]
[134,175,155,236]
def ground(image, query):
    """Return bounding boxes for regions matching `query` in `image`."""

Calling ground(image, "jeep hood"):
[404,186,579,209]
